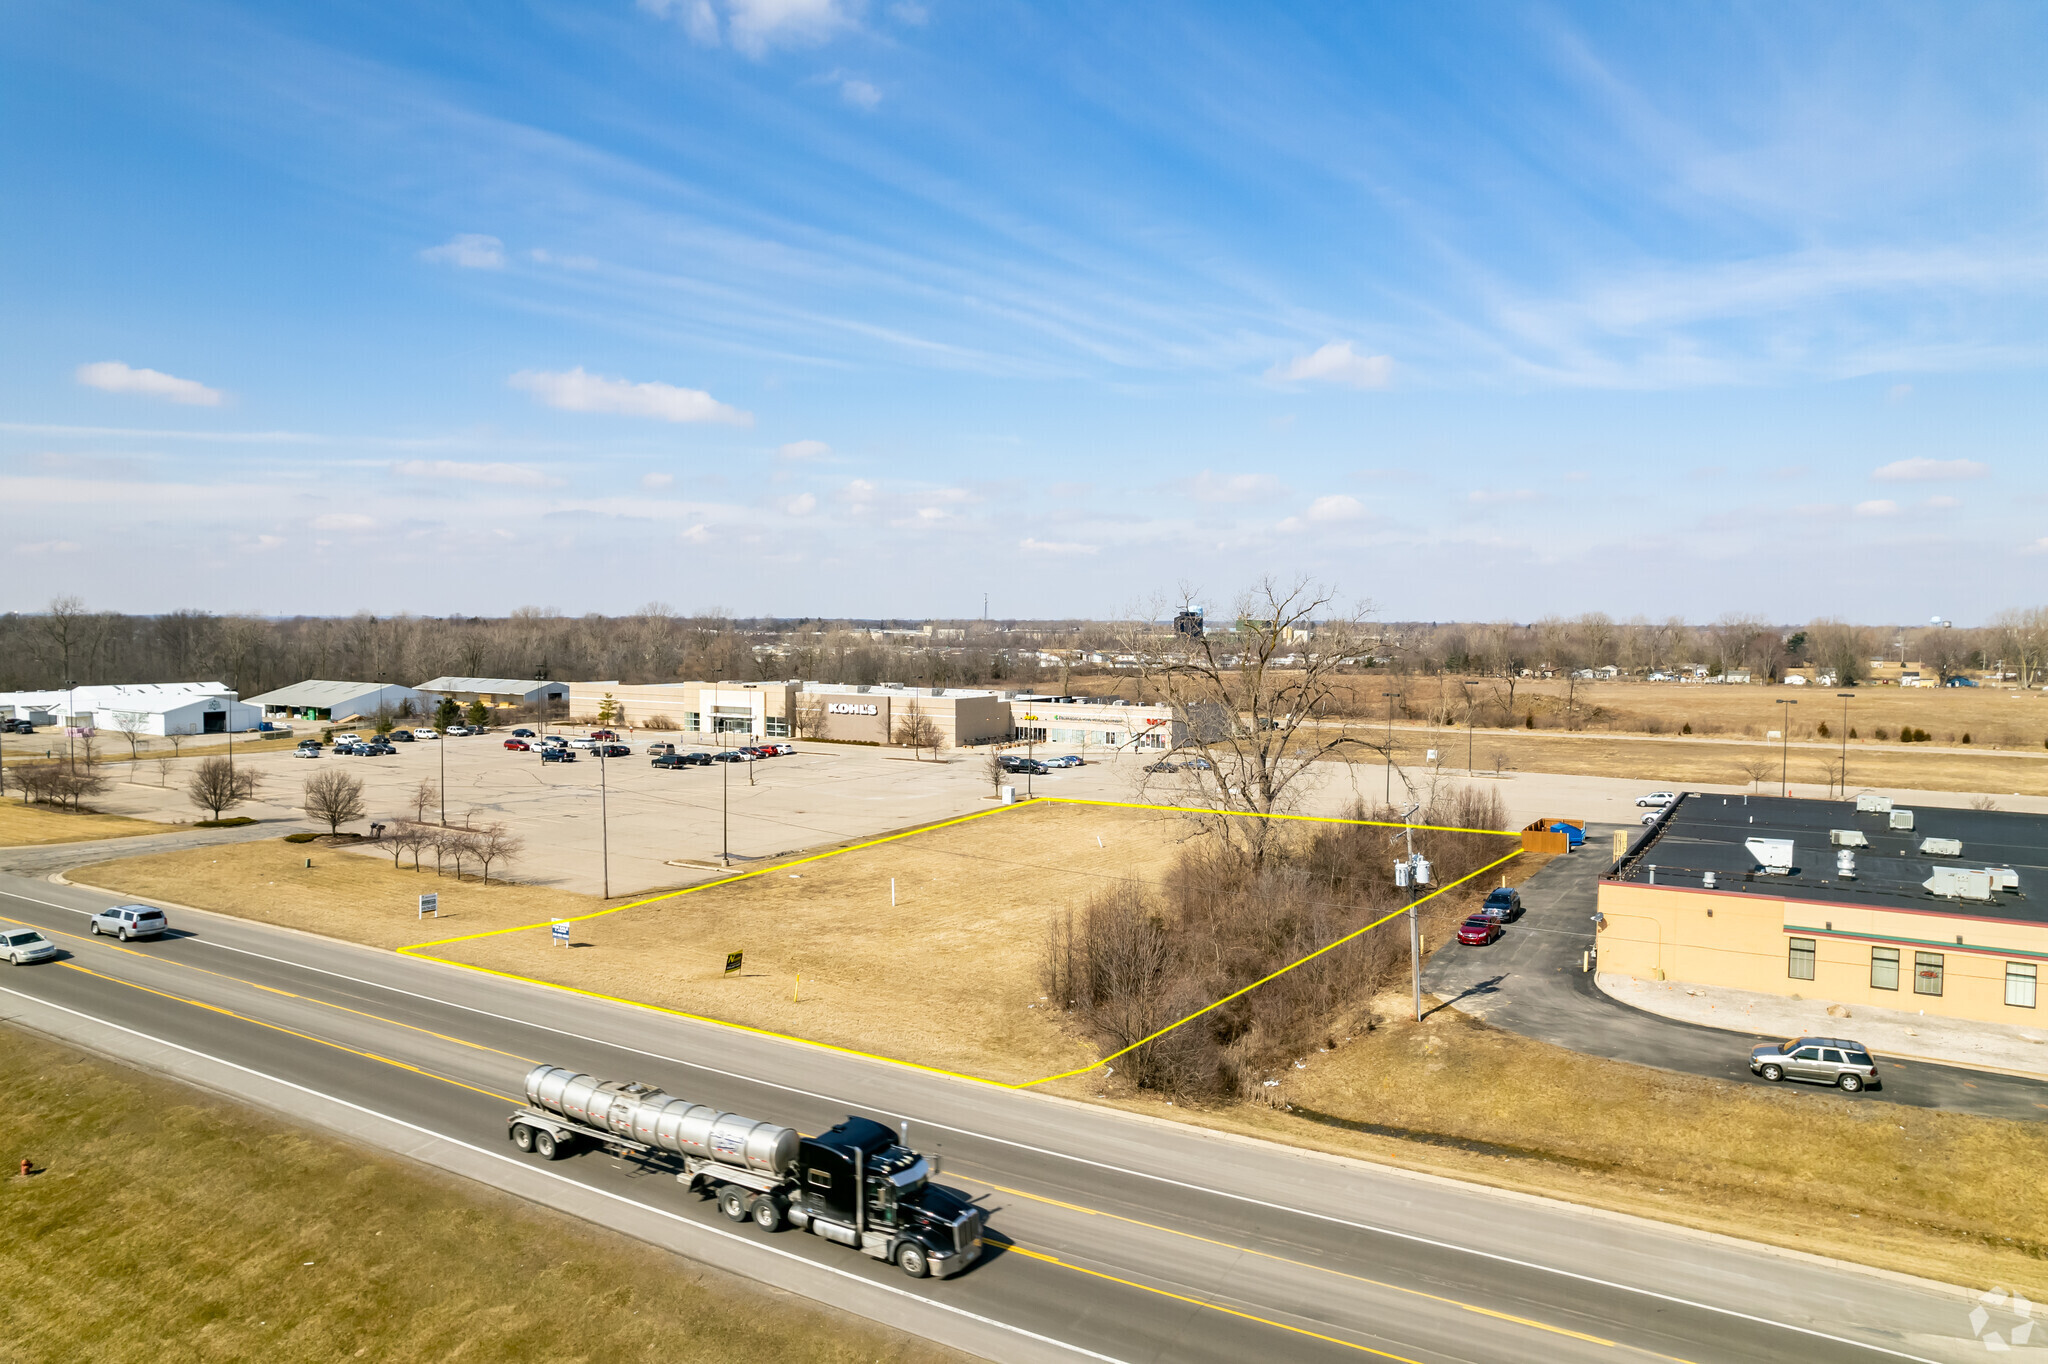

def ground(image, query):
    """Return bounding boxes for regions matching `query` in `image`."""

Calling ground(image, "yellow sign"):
[724,950,744,976]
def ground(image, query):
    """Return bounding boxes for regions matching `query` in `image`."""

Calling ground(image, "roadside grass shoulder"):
[0,1029,968,1364]
[0,801,165,848]
[1127,1000,2048,1299]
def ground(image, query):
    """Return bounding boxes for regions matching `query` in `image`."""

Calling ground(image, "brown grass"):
[0,800,165,847]
[1116,1001,2048,1298]
[0,1029,967,1364]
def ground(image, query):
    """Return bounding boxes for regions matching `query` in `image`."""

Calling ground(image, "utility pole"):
[721,748,730,867]
[599,742,611,897]
[1776,698,1798,796]
[438,729,446,825]
[64,680,76,767]
[1396,807,1428,1022]
[1381,690,1401,805]
[1461,680,1475,776]
[1837,692,1854,796]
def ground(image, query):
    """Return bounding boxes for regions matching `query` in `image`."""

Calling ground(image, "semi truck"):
[508,1064,984,1280]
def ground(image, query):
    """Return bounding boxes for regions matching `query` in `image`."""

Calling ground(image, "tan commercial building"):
[1598,794,2044,1027]
[564,680,1010,748]
[1006,694,1181,752]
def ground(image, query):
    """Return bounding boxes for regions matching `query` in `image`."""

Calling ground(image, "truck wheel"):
[750,1196,783,1232]
[534,1130,560,1160]
[897,1243,930,1279]
[718,1187,750,1222]
[1759,1064,1784,1082]
[511,1124,535,1152]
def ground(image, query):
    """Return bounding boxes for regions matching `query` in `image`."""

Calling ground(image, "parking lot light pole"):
[1837,692,1854,794]
[1461,681,1475,776]
[1776,698,1798,796]
[438,731,446,825]
[721,753,730,868]
[1381,691,1400,805]
[599,744,611,898]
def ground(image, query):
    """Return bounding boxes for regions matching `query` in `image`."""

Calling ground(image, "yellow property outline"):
[397,796,1523,1089]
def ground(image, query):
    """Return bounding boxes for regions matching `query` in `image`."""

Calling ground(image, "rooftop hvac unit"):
[1855,794,1894,814]
[1829,829,1869,849]
[1983,866,2021,893]
[1889,809,1916,831]
[1745,837,1796,874]
[1923,866,1994,901]
[1919,837,1963,857]
[1835,849,1857,879]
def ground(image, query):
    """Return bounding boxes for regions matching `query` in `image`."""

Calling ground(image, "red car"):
[503,738,531,751]
[1456,916,1502,946]
[590,730,618,741]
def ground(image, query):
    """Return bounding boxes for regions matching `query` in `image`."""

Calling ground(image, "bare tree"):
[984,744,1012,797]
[1130,577,1378,868]
[110,711,150,780]
[1479,621,1525,725]
[894,703,941,759]
[303,768,366,835]
[409,777,440,824]
[388,819,429,868]
[187,757,259,819]
[1736,756,1774,793]
[473,821,523,884]
[152,750,177,787]
[792,695,832,740]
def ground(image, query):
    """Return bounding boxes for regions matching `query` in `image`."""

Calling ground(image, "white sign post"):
[551,921,571,947]
[417,892,439,920]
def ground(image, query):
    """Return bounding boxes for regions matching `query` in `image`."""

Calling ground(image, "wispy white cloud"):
[1267,342,1392,390]
[1468,488,1538,504]
[419,233,505,269]
[1304,493,1364,523]
[75,361,223,406]
[778,438,831,459]
[641,472,676,490]
[510,367,752,426]
[393,458,559,487]
[312,512,375,531]
[13,540,81,556]
[840,78,880,110]
[785,492,818,515]
[1871,457,1987,482]
[1853,499,1899,517]
[1183,470,1286,503]
[644,0,855,55]
[1925,495,1961,509]
[1019,537,1098,556]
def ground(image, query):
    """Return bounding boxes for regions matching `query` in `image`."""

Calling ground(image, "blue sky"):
[3,1,2045,622]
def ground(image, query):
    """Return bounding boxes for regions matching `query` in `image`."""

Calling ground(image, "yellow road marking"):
[52,961,519,1104]
[957,1172,1615,1348]
[1001,1241,1428,1362]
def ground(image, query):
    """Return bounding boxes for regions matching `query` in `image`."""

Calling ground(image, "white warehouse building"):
[0,683,261,736]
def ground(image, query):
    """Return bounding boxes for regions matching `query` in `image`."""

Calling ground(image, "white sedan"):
[569,736,598,750]
[1635,791,1676,808]
[412,728,439,741]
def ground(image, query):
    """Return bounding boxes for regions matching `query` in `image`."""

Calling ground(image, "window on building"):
[1914,951,1945,996]
[1870,946,1899,991]
[1787,938,1815,981]
[764,716,790,737]
[2008,963,2039,1009]
[682,712,700,732]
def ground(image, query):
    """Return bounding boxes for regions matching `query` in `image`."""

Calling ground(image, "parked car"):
[997,755,1037,773]
[330,741,360,755]
[1480,887,1522,922]
[1635,791,1676,808]
[768,742,796,756]
[362,740,396,756]
[89,904,167,941]
[651,753,689,769]
[2,718,34,734]
[645,742,677,757]
[511,728,536,738]
[540,747,576,763]
[385,729,414,742]
[1143,760,1179,774]
[504,738,532,751]
[412,728,439,741]
[295,741,323,758]
[1749,1036,1881,1091]
[682,751,714,765]
[540,735,569,749]
[597,743,630,758]
[1043,754,1083,768]
[1456,916,1502,946]
[589,729,620,741]
[333,732,363,745]
[569,736,597,750]
[711,750,748,763]
[1,927,58,965]
[1639,811,1659,826]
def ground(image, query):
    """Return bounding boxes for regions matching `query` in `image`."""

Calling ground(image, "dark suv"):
[1749,1036,1881,1091]
[1479,887,1522,923]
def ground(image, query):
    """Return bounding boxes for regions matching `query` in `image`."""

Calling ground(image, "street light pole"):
[1461,681,1475,776]
[438,730,446,826]
[1836,692,1854,796]
[64,680,76,767]
[1381,691,1400,805]
[1776,698,1798,796]
[599,743,610,898]
[721,750,730,868]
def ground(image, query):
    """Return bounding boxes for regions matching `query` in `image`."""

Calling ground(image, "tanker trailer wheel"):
[896,1243,930,1279]
[718,1186,750,1222]
[534,1129,561,1160]
[510,1124,535,1153]
[750,1196,783,1232]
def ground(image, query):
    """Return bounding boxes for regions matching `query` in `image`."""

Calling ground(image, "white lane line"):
[0,985,1130,1364]
[0,884,1957,1363]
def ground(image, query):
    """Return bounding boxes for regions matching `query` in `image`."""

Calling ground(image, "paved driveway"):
[1423,826,2048,1122]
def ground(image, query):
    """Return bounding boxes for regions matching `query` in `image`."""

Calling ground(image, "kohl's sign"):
[827,702,880,716]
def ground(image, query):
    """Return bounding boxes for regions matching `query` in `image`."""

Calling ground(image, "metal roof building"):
[0,683,260,736]
[416,676,569,709]
[243,679,424,722]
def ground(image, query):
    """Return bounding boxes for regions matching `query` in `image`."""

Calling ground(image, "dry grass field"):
[0,800,165,847]
[1139,1001,2048,1299]
[432,800,1183,1084]
[0,1029,966,1364]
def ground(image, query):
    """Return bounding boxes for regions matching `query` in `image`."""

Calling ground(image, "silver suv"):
[89,904,168,941]
[1749,1036,1881,1092]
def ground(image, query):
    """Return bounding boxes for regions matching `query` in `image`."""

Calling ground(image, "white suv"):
[91,904,168,940]
[412,728,439,741]
[1635,791,1676,808]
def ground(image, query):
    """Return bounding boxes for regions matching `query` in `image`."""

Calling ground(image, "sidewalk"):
[1596,973,2048,1081]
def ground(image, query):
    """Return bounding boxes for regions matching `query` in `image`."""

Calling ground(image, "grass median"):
[0,800,165,847]
[0,1029,969,1364]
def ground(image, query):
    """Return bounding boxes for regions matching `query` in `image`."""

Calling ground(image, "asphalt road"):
[1424,832,2048,1121]
[0,869,2002,1364]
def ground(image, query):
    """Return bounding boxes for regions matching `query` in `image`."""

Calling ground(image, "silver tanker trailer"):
[508,1064,983,1279]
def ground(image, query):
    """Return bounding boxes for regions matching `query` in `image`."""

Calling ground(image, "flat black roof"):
[1612,792,2047,925]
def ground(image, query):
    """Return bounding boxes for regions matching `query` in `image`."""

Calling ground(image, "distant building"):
[1173,609,1205,638]
[416,676,569,711]
[0,683,259,736]
[245,679,424,723]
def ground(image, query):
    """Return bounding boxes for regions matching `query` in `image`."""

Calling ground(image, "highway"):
[0,869,1993,1364]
